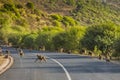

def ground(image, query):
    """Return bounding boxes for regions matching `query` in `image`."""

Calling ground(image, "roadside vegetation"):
[0,0,120,59]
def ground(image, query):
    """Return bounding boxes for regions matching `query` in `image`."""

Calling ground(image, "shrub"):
[51,14,63,21]
[22,33,38,49]
[26,2,34,9]
[52,20,61,27]
[81,23,117,56]
[62,16,77,26]
[3,3,20,17]
[8,33,22,46]
[3,3,15,11]
[34,9,42,16]
[53,32,66,50]
[35,33,53,50]
[53,26,86,52]
[15,4,23,9]
[64,0,76,6]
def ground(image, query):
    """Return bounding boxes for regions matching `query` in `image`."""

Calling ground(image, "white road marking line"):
[49,57,72,80]
[34,53,72,80]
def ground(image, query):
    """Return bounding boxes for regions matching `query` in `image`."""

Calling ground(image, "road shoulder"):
[0,56,14,75]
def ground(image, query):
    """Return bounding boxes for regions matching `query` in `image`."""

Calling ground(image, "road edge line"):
[48,57,72,80]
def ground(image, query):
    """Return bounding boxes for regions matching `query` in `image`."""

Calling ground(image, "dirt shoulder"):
[0,56,6,65]
[0,56,14,75]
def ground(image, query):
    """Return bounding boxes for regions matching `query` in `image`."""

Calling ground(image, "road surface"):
[0,48,120,80]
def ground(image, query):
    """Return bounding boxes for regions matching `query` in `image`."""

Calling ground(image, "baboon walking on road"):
[35,54,47,62]
[18,49,24,57]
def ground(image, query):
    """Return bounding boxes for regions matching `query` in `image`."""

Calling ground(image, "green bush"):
[3,3,20,17]
[52,20,61,27]
[81,23,117,56]
[34,9,42,16]
[35,32,53,50]
[22,33,38,49]
[8,33,22,46]
[53,26,86,52]
[0,18,8,27]
[15,18,28,26]
[64,0,76,6]
[26,2,34,9]
[15,4,23,9]
[35,27,63,51]
[53,32,67,50]
[62,16,77,26]
[0,27,12,44]
[3,3,15,11]
[113,26,120,57]
[0,13,12,28]
[51,14,63,21]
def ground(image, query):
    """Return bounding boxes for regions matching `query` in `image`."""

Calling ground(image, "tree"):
[81,23,117,56]
[22,33,38,49]
[114,38,120,57]
[113,26,120,58]
[8,33,22,46]
[53,26,86,52]
[53,32,67,51]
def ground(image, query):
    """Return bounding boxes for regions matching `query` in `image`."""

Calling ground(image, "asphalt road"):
[0,48,120,80]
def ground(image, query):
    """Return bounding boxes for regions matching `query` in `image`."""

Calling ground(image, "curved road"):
[0,48,120,80]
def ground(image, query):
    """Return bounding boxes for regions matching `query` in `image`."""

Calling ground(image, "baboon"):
[5,50,10,54]
[105,56,110,62]
[68,50,71,54]
[19,52,24,57]
[105,55,110,62]
[105,58,110,62]
[81,49,86,54]
[35,54,47,62]
[4,50,10,58]
[56,48,63,52]
[98,55,102,60]
[88,51,93,56]
[18,49,24,57]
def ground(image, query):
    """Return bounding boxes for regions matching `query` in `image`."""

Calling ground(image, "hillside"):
[0,0,120,30]
[0,0,120,57]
